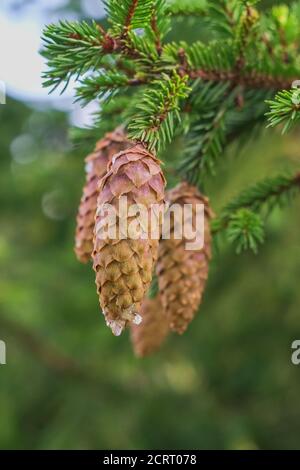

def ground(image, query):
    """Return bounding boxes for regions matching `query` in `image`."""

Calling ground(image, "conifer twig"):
[213,172,300,235]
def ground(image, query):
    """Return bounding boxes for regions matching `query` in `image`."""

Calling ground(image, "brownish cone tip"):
[131,297,169,357]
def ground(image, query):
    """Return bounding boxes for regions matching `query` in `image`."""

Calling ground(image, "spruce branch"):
[151,9,162,54]
[183,107,227,183]
[266,88,300,133]
[179,81,234,185]
[213,172,300,235]
[123,1,170,62]
[150,0,170,53]
[42,10,300,100]
[190,70,297,90]
[226,88,272,141]
[75,71,138,104]
[126,30,160,64]
[233,2,260,64]
[211,171,300,253]
[105,0,158,37]
[226,208,265,254]
[163,40,298,90]
[41,12,155,94]
[127,71,190,152]
[42,20,112,92]
[178,86,272,188]
[41,0,300,181]
[207,0,241,38]
[268,4,300,65]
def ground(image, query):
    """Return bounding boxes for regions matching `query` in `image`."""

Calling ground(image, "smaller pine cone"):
[74,127,131,263]
[157,182,213,334]
[131,297,169,357]
[93,143,166,336]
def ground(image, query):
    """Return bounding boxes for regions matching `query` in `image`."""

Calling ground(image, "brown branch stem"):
[122,0,139,40]
[125,68,296,92]
[189,69,296,91]
[151,13,162,55]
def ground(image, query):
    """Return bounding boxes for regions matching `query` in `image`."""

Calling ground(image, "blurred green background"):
[1,0,300,450]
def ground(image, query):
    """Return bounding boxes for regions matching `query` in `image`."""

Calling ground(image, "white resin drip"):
[103,305,142,336]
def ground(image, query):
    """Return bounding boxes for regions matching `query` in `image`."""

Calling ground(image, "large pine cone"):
[93,144,166,336]
[74,127,131,263]
[156,182,213,334]
[131,297,169,357]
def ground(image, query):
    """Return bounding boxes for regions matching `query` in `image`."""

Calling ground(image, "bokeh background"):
[1,0,300,450]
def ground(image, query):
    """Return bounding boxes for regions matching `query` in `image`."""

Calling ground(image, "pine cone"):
[131,297,169,357]
[74,127,131,263]
[93,143,166,336]
[156,182,213,334]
